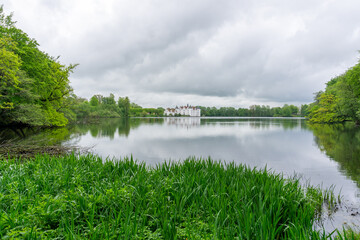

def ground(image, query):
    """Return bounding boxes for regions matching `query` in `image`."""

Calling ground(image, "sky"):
[2,0,360,108]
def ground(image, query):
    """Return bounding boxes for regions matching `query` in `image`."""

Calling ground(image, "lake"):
[1,117,360,231]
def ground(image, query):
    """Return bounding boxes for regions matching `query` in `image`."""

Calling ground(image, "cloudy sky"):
[2,0,360,108]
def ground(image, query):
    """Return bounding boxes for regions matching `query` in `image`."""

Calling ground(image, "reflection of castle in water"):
[164,117,201,128]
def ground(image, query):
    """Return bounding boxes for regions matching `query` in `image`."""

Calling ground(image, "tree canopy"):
[198,104,304,117]
[307,58,360,124]
[0,6,77,126]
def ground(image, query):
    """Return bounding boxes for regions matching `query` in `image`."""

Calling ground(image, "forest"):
[72,94,164,118]
[199,104,307,117]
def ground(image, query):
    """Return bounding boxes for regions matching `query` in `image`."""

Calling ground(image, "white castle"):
[164,105,201,117]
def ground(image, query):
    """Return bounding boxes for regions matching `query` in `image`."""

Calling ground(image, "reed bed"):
[0,154,342,239]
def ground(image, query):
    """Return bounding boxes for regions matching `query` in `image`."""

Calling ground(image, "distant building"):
[164,105,201,117]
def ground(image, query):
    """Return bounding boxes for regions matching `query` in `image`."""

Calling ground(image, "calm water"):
[1,117,360,231]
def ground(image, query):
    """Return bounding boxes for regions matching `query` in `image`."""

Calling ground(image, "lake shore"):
[0,153,353,239]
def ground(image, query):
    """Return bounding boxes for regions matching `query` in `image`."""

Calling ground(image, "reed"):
[0,154,341,239]
[335,228,360,240]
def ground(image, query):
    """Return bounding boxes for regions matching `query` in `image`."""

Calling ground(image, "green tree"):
[300,104,309,117]
[0,6,77,126]
[308,59,360,124]
[289,105,299,116]
[0,36,21,110]
[281,105,292,117]
[272,107,282,117]
[307,92,344,123]
[102,93,116,106]
[337,65,360,124]
[118,96,130,117]
[90,95,99,107]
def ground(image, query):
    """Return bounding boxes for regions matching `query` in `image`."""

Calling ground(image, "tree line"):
[70,100,308,119]
[199,104,308,117]
[70,93,164,119]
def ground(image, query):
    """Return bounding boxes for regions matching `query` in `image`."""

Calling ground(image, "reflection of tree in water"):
[0,127,30,140]
[0,126,72,146]
[0,118,169,146]
[118,119,130,137]
[201,118,306,130]
[130,117,164,125]
[251,118,306,130]
[76,118,164,139]
[99,122,117,139]
[78,118,130,139]
[309,123,360,188]
[90,126,99,138]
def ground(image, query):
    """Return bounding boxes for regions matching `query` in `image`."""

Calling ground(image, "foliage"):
[0,6,76,127]
[72,94,133,118]
[307,92,345,123]
[118,96,130,117]
[0,37,20,110]
[198,104,302,117]
[130,107,164,117]
[308,59,360,124]
[89,95,99,107]
[0,154,339,239]
[71,94,165,118]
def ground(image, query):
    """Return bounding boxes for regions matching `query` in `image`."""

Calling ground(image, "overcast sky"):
[2,0,360,108]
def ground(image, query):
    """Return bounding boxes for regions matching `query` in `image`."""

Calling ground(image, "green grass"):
[0,154,341,239]
[335,228,360,240]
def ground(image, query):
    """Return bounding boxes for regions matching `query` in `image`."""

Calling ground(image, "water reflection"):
[83,118,131,139]
[1,117,360,194]
[309,123,360,189]
[164,117,201,128]
[68,118,360,204]
[199,117,307,130]
[0,126,72,145]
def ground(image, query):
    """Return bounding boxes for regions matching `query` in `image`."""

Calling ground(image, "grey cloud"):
[3,0,360,106]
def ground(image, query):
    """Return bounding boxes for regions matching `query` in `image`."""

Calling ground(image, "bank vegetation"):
[0,154,349,239]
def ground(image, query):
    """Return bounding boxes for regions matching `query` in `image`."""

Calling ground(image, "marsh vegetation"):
[0,154,343,239]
